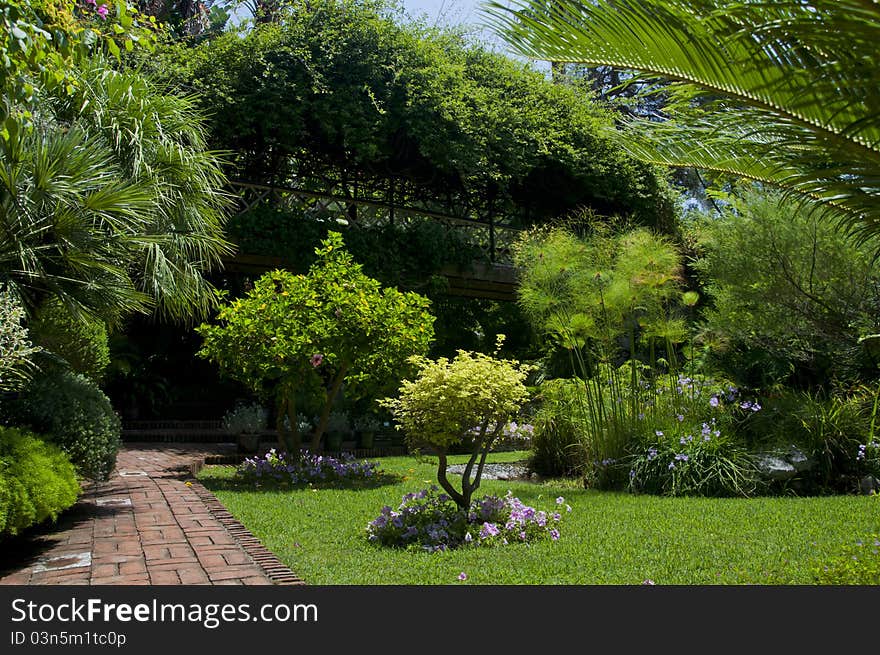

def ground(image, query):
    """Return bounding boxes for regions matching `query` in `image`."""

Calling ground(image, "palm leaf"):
[483,0,880,241]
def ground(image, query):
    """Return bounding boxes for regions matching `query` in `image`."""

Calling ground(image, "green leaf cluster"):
[29,298,110,382]
[688,189,880,387]
[0,287,39,392]
[0,425,79,538]
[513,224,685,360]
[144,0,673,227]
[383,348,531,450]
[1,0,158,135]
[197,231,435,450]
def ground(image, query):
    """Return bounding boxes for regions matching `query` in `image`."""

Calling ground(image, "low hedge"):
[5,370,121,480]
[0,426,80,538]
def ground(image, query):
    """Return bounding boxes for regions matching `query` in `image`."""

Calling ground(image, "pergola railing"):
[228,179,522,265]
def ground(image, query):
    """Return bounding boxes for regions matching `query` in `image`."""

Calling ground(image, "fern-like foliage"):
[483,0,880,242]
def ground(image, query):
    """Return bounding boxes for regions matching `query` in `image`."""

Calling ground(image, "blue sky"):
[400,0,483,27]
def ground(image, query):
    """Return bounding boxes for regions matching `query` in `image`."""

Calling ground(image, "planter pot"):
[237,432,261,453]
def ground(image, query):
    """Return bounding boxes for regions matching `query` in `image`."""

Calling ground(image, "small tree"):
[197,232,435,453]
[381,341,532,510]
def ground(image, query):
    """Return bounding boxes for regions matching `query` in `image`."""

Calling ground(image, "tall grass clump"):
[515,224,759,493]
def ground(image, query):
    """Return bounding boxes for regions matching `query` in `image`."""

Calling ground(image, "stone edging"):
[186,459,305,586]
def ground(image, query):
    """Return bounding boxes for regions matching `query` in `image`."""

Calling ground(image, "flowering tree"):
[381,342,532,509]
[197,232,435,453]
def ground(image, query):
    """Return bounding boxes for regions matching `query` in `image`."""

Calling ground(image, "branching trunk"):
[436,450,466,509]
[444,420,506,511]
[275,380,301,456]
[311,361,349,451]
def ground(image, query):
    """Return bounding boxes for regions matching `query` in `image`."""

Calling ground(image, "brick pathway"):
[0,444,301,586]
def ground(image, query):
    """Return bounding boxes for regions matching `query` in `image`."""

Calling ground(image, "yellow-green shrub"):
[381,342,532,508]
[0,426,80,538]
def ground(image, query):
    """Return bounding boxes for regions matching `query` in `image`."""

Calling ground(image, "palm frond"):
[483,0,880,240]
[53,59,235,322]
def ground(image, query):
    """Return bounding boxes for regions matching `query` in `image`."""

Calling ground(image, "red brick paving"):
[0,444,299,586]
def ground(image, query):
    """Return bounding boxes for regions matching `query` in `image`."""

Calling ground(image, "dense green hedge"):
[143,0,674,229]
[5,371,122,480]
[29,300,111,383]
[0,426,80,538]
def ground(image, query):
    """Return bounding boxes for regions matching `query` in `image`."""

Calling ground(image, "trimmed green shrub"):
[0,426,79,537]
[29,300,110,382]
[689,188,880,388]
[8,371,121,480]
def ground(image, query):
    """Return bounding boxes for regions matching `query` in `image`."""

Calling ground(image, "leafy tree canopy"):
[143,0,674,228]
[380,342,532,509]
[197,231,435,452]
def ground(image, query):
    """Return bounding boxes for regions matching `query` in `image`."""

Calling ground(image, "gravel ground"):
[446,461,531,481]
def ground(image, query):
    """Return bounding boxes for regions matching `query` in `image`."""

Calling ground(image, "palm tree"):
[483,1,880,242]
[0,124,155,324]
[0,60,233,324]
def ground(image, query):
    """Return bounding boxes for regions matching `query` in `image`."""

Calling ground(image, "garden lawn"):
[197,451,880,584]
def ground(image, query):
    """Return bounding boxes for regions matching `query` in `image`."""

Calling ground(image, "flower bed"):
[237,449,378,486]
[367,486,570,551]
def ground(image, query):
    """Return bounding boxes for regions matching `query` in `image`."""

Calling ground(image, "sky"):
[400,0,483,27]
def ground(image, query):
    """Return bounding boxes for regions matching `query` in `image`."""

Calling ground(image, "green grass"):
[197,451,880,585]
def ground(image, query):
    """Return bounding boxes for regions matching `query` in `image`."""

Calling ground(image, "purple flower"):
[310,353,323,367]
[655,430,664,437]
[96,3,108,18]
[458,572,468,581]
[709,396,720,408]
[676,414,684,422]
[549,529,560,541]
[642,579,656,586]
[479,522,500,539]
[556,496,565,505]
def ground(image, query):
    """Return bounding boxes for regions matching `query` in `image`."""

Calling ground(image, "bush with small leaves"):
[381,342,532,510]
[29,300,110,382]
[0,288,39,393]
[0,426,79,538]
[6,370,121,480]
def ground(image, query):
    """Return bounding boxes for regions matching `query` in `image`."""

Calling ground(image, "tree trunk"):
[275,380,301,455]
[310,362,349,451]
[436,451,466,510]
